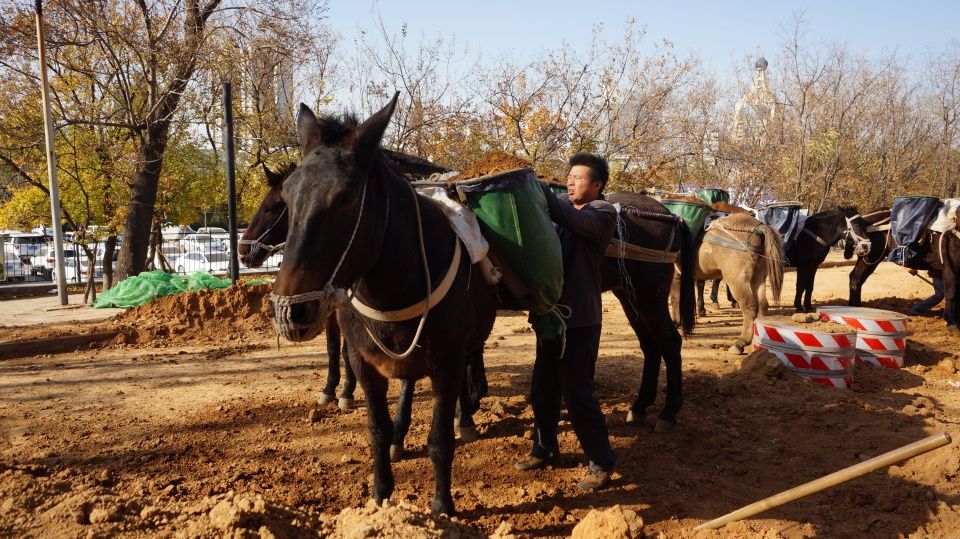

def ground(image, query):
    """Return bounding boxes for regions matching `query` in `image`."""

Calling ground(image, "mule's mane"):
[316,112,360,146]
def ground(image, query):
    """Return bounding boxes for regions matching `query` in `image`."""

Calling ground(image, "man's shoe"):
[577,467,611,491]
[515,455,554,471]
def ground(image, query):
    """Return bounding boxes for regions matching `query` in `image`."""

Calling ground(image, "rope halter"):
[239,207,288,264]
[844,214,872,257]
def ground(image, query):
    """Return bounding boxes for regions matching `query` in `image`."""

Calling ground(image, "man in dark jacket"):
[515,152,617,491]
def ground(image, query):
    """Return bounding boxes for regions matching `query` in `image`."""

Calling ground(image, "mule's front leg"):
[318,316,342,405]
[427,353,465,516]
[390,379,416,461]
[355,360,395,503]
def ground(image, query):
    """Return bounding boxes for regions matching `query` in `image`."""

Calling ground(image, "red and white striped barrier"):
[753,319,856,354]
[754,343,854,389]
[817,306,909,335]
[817,306,911,369]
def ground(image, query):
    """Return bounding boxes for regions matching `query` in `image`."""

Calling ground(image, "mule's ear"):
[354,91,399,162]
[297,103,323,153]
[263,164,283,187]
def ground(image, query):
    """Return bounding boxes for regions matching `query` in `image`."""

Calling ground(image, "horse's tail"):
[678,222,697,335]
[759,224,784,303]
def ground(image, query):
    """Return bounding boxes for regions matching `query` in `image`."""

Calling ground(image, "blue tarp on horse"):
[757,202,804,264]
[888,196,941,265]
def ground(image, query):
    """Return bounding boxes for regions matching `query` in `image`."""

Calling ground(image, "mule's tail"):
[759,224,784,303]
[678,223,697,335]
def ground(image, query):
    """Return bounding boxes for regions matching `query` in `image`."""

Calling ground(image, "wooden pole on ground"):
[695,432,952,531]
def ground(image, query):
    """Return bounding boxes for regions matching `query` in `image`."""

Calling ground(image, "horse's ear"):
[354,91,399,163]
[297,103,323,154]
[263,164,283,187]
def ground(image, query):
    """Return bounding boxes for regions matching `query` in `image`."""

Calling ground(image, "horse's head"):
[838,206,872,259]
[239,163,294,268]
[271,93,400,342]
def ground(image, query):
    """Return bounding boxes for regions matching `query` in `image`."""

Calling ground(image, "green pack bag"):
[455,169,562,315]
[697,188,730,206]
[663,199,711,234]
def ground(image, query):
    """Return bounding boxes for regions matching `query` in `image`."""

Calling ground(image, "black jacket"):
[540,185,617,328]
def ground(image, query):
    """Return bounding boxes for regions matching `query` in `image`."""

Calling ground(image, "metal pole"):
[222,81,240,284]
[35,0,68,305]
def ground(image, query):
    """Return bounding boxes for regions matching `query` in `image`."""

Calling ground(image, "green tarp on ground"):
[93,270,232,308]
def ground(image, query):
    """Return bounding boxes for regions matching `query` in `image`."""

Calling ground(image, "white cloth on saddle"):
[417,186,489,264]
[929,198,959,233]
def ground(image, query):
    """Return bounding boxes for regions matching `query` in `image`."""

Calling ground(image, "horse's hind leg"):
[710,279,721,306]
[640,303,683,432]
[728,278,759,355]
[354,358,395,504]
[319,314,342,406]
[804,267,818,312]
[390,379,416,462]
[456,348,486,443]
[339,340,357,410]
[758,281,769,318]
[696,280,707,317]
[615,290,663,427]
[427,351,466,516]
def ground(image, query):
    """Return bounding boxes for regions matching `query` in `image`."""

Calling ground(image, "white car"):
[196,227,228,235]
[179,233,227,253]
[2,249,28,281]
[175,251,232,275]
[4,233,46,261]
[29,245,81,278]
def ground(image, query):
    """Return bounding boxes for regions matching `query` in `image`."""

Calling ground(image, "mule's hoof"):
[389,444,404,462]
[317,393,335,406]
[729,343,746,355]
[338,397,355,412]
[654,419,676,434]
[625,409,643,425]
[459,425,480,443]
[431,494,455,517]
[697,309,707,318]
[707,302,721,311]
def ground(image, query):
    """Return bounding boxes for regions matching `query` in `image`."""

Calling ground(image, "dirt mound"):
[712,201,750,214]
[323,499,485,538]
[737,349,787,380]
[457,152,532,180]
[571,505,644,538]
[113,284,274,345]
[662,193,709,206]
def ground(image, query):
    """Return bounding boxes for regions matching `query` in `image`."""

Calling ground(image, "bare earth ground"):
[1,261,959,538]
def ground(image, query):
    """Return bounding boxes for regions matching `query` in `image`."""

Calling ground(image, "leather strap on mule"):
[349,239,462,322]
[802,226,829,247]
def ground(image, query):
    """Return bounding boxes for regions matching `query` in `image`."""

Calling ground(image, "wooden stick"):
[695,432,952,531]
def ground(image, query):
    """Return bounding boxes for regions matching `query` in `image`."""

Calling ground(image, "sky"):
[325,0,960,75]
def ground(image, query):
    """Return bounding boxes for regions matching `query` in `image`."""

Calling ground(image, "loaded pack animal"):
[671,212,785,354]
[256,95,699,511]
[845,208,960,331]
[784,206,869,312]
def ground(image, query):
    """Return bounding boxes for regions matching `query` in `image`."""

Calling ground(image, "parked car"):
[161,224,195,241]
[174,251,232,275]
[180,233,227,253]
[4,233,46,261]
[2,249,28,281]
[153,243,182,270]
[195,227,228,235]
[29,245,81,278]
[79,250,119,280]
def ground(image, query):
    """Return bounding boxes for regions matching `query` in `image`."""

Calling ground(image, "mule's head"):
[239,164,294,268]
[838,206,872,258]
[271,93,399,342]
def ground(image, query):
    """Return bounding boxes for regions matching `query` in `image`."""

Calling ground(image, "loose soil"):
[711,201,750,214]
[2,262,959,537]
[457,152,534,180]
[758,314,854,334]
[662,194,710,206]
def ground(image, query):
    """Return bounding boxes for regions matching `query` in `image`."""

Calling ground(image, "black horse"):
[845,207,960,330]
[272,94,498,515]
[785,206,866,312]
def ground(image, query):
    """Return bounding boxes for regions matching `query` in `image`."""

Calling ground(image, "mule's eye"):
[329,185,358,208]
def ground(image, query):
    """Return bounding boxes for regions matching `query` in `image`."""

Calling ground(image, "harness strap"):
[703,233,762,254]
[350,239,461,322]
[802,226,829,247]
[605,239,678,263]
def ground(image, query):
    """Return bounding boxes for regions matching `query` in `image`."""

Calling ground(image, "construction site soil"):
[457,152,535,180]
[2,263,959,537]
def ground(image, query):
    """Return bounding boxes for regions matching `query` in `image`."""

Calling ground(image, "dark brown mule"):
[271,94,498,515]
[785,207,868,312]
[845,208,960,330]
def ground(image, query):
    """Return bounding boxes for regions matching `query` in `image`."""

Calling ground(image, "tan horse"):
[671,213,785,354]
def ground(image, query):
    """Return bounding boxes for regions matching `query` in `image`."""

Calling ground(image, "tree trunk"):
[81,244,97,304]
[116,130,168,281]
[102,235,117,290]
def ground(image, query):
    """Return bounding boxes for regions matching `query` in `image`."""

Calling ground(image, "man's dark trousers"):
[529,323,616,470]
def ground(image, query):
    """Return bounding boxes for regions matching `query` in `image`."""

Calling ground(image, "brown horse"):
[672,213,785,353]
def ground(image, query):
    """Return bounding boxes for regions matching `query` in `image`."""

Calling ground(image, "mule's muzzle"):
[854,240,871,257]
[239,242,269,268]
[272,297,326,342]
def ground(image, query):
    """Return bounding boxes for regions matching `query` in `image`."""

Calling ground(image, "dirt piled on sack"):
[110,284,274,345]
[323,499,489,538]
[711,201,750,214]
[760,313,853,333]
[662,193,709,205]
[457,152,533,180]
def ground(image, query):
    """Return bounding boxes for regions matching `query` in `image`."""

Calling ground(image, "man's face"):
[567,164,602,206]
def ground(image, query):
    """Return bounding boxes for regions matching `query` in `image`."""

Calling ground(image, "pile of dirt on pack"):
[456,151,532,180]
[711,200,751,214]
[322,499,486,538]
[111,284,274,344]
[662,193,708,205]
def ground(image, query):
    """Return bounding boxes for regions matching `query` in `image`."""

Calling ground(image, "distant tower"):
[732,56,779,144]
